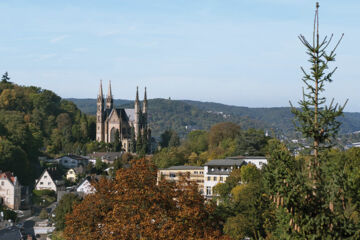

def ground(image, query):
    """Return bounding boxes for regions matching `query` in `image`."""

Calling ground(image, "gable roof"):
[124,108,135,122]
[36,169,63,187]
[0,172,17,185]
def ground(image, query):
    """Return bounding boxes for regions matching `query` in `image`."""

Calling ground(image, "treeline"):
[0,73,96,184]
[153,122,270,168]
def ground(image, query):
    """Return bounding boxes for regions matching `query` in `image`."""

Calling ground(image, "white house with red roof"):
[0,171,21,210]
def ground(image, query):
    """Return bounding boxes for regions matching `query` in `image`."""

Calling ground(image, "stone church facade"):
[96,81,150,152]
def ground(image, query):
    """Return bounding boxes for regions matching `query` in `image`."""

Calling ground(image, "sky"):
[1,0,360,111]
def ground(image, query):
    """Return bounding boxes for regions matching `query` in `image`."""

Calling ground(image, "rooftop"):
[227,156,267,160]
[205,159,246,166]
[161,165,204,170]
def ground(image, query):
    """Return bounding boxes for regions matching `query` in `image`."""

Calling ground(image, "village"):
[0,151,267,239]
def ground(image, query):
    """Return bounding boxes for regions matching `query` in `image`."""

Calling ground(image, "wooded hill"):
[68,98,360,139]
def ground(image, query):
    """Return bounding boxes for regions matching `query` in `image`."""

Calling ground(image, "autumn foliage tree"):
[64,158,230,240]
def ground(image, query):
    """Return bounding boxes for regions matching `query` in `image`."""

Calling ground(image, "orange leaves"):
[64,158,229,240]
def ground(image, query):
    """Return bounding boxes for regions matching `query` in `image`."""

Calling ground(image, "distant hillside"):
[68,98,360,139]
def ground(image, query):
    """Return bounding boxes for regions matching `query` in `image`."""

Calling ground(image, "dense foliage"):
[64,158,230,240]
[153,122,270,169]
[54,193,81,230]
[0,77,95,184]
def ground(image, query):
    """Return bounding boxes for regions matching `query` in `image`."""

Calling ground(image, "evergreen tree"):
[266,3,357,239]
[1,72,10,83]
[290,2,346,162]
[130,127,136,153]
[112,129,121,152]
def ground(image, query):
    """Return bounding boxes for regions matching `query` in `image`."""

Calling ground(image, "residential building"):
[88,151,123,164]
[56,155,89,169]
[66,169,78,182]
[76,176,96,196]
[227,156,267,169]
[157,166,204,194]
[35,169,64,192]
[204,159,246,199]
[0,172,21,210]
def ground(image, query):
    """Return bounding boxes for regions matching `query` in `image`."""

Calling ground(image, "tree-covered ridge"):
[0,79,95,184]
[69,98,360,139]
[153,122,270,169]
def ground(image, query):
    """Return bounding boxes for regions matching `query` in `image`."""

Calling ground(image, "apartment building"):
[157,165,204,194]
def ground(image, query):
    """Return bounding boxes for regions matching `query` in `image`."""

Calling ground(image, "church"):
[96,81,150,153]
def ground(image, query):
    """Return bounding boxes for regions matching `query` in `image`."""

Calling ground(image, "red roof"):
[0,172,16,184]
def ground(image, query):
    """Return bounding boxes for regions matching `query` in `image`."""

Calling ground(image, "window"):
[169,173,176,178]
[44,176,47,179]
[48,182,51,185]
[40,182,43,185]
[1,181,4,186]
[213,177,217,181]
[207,177,210,181]
[211,168,214,171]
[200,171,203,174]
[220,177,223,181]
[206,186,212,195]
[194,171,198,174]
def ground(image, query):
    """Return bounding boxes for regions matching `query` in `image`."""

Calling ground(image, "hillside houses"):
[0,172,21,210]
[35,169,64,192]
[157,156,267,199]
[56,155,89,169]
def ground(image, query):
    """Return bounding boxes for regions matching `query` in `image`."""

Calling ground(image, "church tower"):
[96,80,104,142]
[142,87,148,130]
[134,86,141,140]
[106,80,113,109]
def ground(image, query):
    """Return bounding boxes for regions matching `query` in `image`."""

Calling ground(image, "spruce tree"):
[264,3,358,239]
[1,72,10,83]
[290,2,346,163]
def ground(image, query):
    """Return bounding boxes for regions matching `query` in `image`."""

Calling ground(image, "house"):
[76,176,96,196]
[35,169,64,192]
[0,171,21,210]
[56,155,89,169]
[88,152,123,164]
[204,159,246,199]
[66,169,78,182]
[227,156,268,169]
[157,166,205,194]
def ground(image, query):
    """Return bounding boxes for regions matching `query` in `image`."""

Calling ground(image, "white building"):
[76,177,96,195]
[35,169,64,192]
[227,156,267,169]
[0,172,21,210]
[56,155,89,169]
[204,159,246,199]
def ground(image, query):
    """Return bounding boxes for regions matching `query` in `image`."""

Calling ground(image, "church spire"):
[135,86,139,103]
[98,80,103,98]
[106,80,113,109]
[142,87,147,114]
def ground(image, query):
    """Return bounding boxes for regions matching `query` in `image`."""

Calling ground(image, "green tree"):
[54,193,81,230]
[168,131,180,147]
[266,3,357,239]
[1,72,10,83]
[39,208,48,219]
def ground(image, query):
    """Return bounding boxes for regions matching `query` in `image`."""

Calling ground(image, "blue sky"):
[1,0,360,111]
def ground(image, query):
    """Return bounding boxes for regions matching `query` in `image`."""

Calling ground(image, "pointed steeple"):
[107,80,112,99]
[142,87,147,114]
[98,80,103,98]
[135,86,139,103]
[106,80,113,109]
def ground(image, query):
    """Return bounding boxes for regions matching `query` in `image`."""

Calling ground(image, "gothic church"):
[96,81,150,152]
